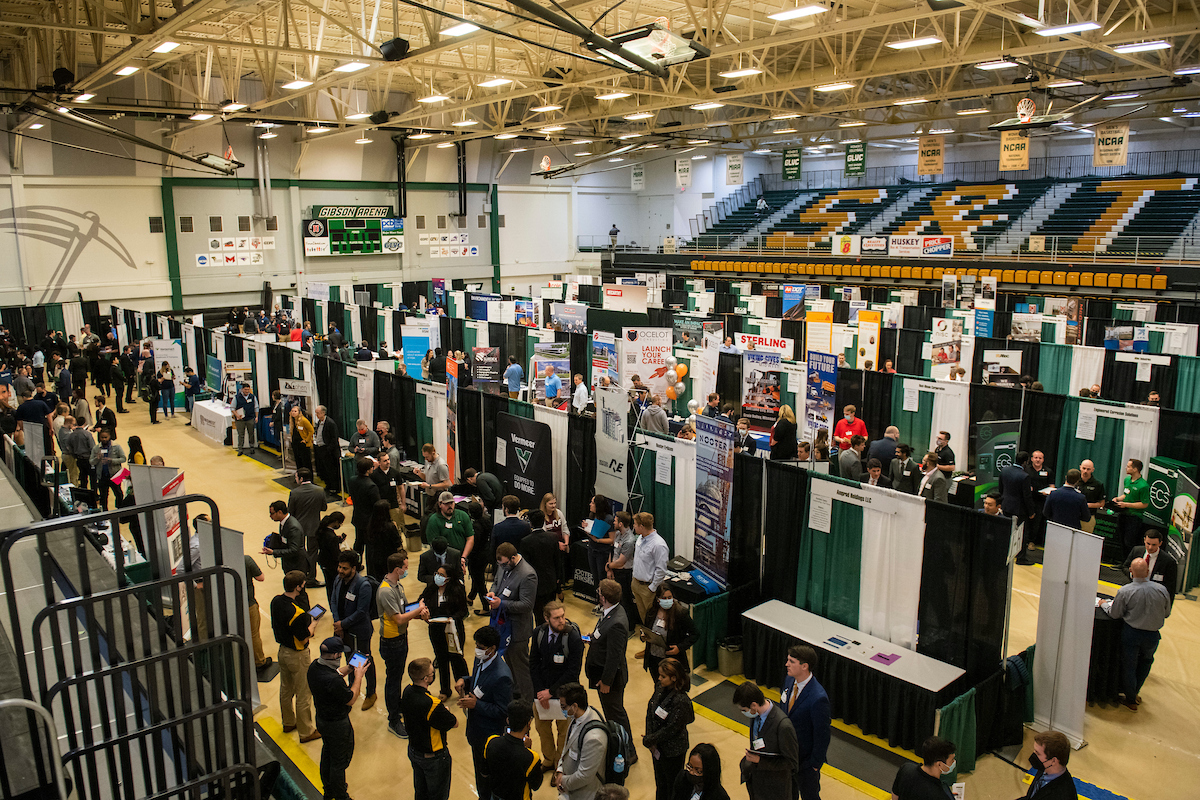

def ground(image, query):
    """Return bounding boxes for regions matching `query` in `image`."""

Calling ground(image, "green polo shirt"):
[424,507,473,551]
[1123,475,1150,520]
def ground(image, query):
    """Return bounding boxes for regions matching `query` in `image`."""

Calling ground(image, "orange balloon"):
[675,363,688,378]
[666,387,678,400]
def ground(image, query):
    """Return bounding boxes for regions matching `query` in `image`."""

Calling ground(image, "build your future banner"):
[495,413,554,509]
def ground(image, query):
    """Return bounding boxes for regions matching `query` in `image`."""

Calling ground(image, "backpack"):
[535,620,581,658]
[363,575,381,621]
[578,714,633,786]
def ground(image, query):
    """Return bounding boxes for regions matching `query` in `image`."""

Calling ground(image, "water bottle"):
[614,754,625,774]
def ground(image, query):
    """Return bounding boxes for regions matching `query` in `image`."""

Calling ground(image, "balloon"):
[666,387,677,400]
[665,356,677,368]
[675,382,686,395]
[688,414,697,427]
[687,399,701,414]
[666,369,679,384]
[675,363,688,378]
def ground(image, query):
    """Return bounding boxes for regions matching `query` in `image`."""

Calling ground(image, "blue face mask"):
[741,709,757,719]
[844,415,853,422]
[659,598,675,610]
[434,574,447,587]
[400,569,409,579]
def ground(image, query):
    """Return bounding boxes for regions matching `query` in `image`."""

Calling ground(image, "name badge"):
[654,706,668,719]
[780,689,788,705]
[1039,470,1047,477]
[592,630,601,640]
[502,588,511,597]
[346,593,356,601]
[1153,574,1164,581]
[752,738,766,751]
[568,749,578,760]
[389,480,396,486]
[445,522,452,529]
[473,686,484,699]
[903,469,912,476]
[553,654,565,664]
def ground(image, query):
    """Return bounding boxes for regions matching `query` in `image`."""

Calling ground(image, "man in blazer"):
[861,459,892,489]
[1018,731,1078,800]
[889,444,921,495]
[734,681,800,800]
[287,469,328,583]
[263,500,309,575]
[584,578,633,758]
[457,625,513,800]
[554,682,608,800]
[529,601,584,768]
[780,646,831,800]
[417,537,462,586]
[917,453,949,503]
[330,550,377,709]
[311,405,341,498]
[1121,529,1178,606]
[488,542,538,704]
[346,457,380,555]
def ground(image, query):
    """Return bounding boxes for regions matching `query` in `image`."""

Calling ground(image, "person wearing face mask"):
[419,536,462,587]
[1018,731,1077,800]
[643,658,696,800]
[377,552,427,739]
[456,625,513,800]
[780,646,830,800]
[401,657,459,800]
[419,562,470,697]
[307,636,370,800]
[832,405,867,451]
[733,681,799,800]
[889,736,956,800]
[672,743,730,800]
[639,586,697,681]
[484,700,544,800]
[488,542,538,703]
[553,682,609,800]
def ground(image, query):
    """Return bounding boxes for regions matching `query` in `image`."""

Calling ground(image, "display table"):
[742,600,966,750]
[571,539,598,603]
[1088,595,1124,704]
[191,399,233,444]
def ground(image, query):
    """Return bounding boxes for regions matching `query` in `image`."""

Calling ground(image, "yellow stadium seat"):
[1080,273,1094,287]
[1152,275,1167,291]
[1014,270,1028,283]
[955,268,967,278]
[921,267,933,280]
[1122,274,1137,289]
[1039,271,1053,284]
[898,267,910,279]
[1137,275,1151,290]
[933,268,944,279]
[870,266,881,278]
[1066,272,1079,286]
[1098,273,1115,288]
[1000,270,1014,283]
[1053,272,1067,285]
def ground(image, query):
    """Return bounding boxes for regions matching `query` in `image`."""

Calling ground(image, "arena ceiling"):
[4,0,1200,161]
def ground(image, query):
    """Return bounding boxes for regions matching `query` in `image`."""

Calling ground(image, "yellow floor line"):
[258,715,324,791]
[823,764,890,800]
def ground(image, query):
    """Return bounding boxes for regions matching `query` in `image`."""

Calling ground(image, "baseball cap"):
[438,491,455,504]
[320,636,344,655]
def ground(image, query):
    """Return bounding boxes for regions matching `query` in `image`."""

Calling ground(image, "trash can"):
[717,636,743,677]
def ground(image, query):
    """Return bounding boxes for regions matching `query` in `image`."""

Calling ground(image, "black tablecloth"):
[571,540,597,603]
[1088,599,1123,704]
[742,617,964,750]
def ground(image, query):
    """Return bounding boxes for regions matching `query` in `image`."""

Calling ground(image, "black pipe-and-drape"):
[455,388,485,474]
[565,413,597,525]
[760,460,809,604]
[1155,409,1200,471]
[1019,390,1066,474]
[225,334,244,362]
[327,301,346,335]
[835,369,893,436]
[359,305,376,348]
[729,454,764,591]
[647,308,674,329]
[895,329,925,376]
[373,372,419,458]
[265,343,294,395]
[716,352,742,410]
[1100,350,1177,407]
[968,384,1025,471]
[970,337,1007,381]
[481,393,510,473]
[1004,340,1040,380]
[1,308,26,343]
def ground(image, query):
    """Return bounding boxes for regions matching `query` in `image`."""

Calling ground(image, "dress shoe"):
[299,731,322,743]
[361,693,377,711]
[283,724,297,733]
[1123,695,1139,711]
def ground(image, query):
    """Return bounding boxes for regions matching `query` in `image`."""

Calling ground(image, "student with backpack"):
[554,682,624,800]
[585,578,634,761]
[529,600,584,769]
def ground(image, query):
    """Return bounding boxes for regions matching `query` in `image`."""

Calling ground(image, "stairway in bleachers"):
[704,189,804,241]
[1106,180,1200,257]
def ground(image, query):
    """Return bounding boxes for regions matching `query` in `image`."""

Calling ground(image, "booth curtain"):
[456,389,485,474]
[1019,391,1066,473]
[795,492,863,629]
[632,440,680,555]
[729,454,764,591]
[935,688,978,773]
[1037,344,1072,396]
[890,378,933,453]
[761,461,808,604]
[1101,350,1177,407]
[1055,398,1124,493]
[691,592,729,671]
[565,413,597,530]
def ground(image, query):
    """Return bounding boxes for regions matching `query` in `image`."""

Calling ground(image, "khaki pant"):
[534,714,568,766]
[632,578,655,623]
[278,645,316,736]
[1081,517,1097,534]
[62,453,78,486]
[248,602,266,667]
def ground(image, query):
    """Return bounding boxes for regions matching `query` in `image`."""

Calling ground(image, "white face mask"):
[434,574,447,587]
[474,647,489,661]
[741,709,757,719]
[940,761,955,775]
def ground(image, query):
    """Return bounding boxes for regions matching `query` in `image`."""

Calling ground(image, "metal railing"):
[691,175,766,237]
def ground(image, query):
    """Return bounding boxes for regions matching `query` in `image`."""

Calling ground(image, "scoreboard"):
[302,205,404,256]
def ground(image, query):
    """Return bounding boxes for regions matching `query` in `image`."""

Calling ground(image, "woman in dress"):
[770,404,798,460]
[643,658,695,800]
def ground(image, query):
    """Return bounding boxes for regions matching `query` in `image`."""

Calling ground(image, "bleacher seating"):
[1107,181,1200,257]
[701,189,804,242]
[759,189,890,251]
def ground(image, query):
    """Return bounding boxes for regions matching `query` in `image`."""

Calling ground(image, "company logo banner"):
[693,415,735,588]
[622,328,674,398]
[594,387,629,503]
[495,413,554,509]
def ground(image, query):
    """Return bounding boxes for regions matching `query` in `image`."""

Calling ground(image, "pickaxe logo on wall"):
[0,206,135,304]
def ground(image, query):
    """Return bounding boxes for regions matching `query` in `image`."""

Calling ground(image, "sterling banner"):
[495,413,554,509]
[693,415,735,588]
[594,387,629,504]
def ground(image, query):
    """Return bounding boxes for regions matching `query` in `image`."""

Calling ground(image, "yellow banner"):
[918,135,944,176]
[999,130,1029,171]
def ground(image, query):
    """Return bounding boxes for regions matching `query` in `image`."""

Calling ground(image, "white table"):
[191,399,232,444]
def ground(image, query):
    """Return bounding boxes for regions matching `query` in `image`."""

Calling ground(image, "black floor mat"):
[1022,546,1128,585]
[254,721,321,799]
[241,448,283,470]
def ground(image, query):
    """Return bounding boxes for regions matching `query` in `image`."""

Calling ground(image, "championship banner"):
[590,331,618,387]
[741,351,782,432]
[974,419,1021,486]
[845,141,866,177]
[918,135,944,176]
[530,342,571,408]
[632,163,645,190]
[805,312,833,355]
[472,346,501,393]
[621,327,674,399]
[693,415,735,588]
[858,310,881,371]
[1094,122,1130,167]
[805,351,838,444]
[495,413,554,509]
[726,152,744,185]
[783,148,801,181]
[999,130,1029,171]
[675,158,692,189]
[594,387,629,503]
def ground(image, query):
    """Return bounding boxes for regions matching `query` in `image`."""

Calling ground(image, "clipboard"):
[636,625,667,649]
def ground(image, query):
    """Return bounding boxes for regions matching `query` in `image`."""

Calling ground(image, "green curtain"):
[1148,331,1165,354]
[379,286,393,307]
[508,398,535,420]
[464,325,477,353]
[795,497,863,628]
[344,309,355,343]
[378,314,387,346]
[340,371,359,435]
[936,687,977,774]
[1112,307,1132,321]
[1056,397,1123,488]
[1037,343,1072,396]
[889,378,934,454]
[1177,357,1200,413]
[1040,322,1057,343]
[843,333,858,369]
[329,286,339,302]
[673,354,694,413]
[414,393,433,449]
[632,443,677,552]
[692,592,729,671]
[46,303,65,333]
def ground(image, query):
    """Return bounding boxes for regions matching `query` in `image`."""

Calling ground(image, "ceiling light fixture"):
[1105,92,1139,100]
[531,104,562,112]
[624,111,654,120]
[816,82,854,92]
[190,112,213,121]
[307,125,331,133]
[691,154,707,159]
[768,4,828,21]
[956,107,988,115]
[772,113,801,120]
[282,79,312,90]
[839,120,866,127]
[893,97,928,105]
[886,36,942,50]
[976,59,1017,70]
[259,130,278,139]
[775,128,798,133]
[115,66,140,76]
[929,127,953,134]
[56,106,71,114]
[346,112,370,120]
[75,93,94,102]
[719,67,763,78]
[478,77,512,88]
[436,142,455,148]
[408,132,434,139]
[222,101,247,112]
[690,102,724,110]
[451,119,478,126]
[687,139,710,144]
[840,138,861,144]
[572,139,592,144]
[334,61,370,73]
[596,91,631,100]
[1047,79,1083,87]
[753,148,772,153]
[152,41,181,53]
[574,151,591,156]
[29,123,44,129]
[1113,40,1171,54]
[541,125,567,132]
[1035,20,1100,36]
[356,134,373,143]
[1174,66,1200,75]
[510,147,528,152]
[418,94,449,103]
[618,133,644,139]
[608,157,625,162]
[494,133,519,139]
[442,21,479,36]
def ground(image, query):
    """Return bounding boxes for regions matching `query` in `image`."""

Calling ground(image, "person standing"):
[586,579,634,756]
[631,512,669,623]
[347,458,381,555]
[1113,459,1151,558]
[643,658,696,800]
[769,406,798,461]
[378,552,426,738]
[287,468,328,582]
[866,427,899,474]
[233,383,258,454]
[1106,557,1172,711]
[312,405,342,498]
[543,365,562,409]
[425,491,473,553]
[110,355,127,414]
[1121,529,1178,606]
[832,405,867,450]
[1043,469,1092,531]
[419,563,471,698]
[933,431,956,475]
[837,436,866,482]
[529,600,584,769]
[413,444,452,517]
[554,682,609,800]
[733,681,799,800]
[270,570,320,743]
[1077,460,1107,534]
[518,519,560,623]
[158,361,176,418]
[89,427,126,510]
[606,512,639,626]
[733,417,758,456]
[183,367,201,413]
[780,646,830,800]
[504,356,524,400]
[401,657,459,800]
[457,625,513,800]
[1025,450,1054,547]
[1019,731,1077,800]
[262,500,308,576]
[640,586,698,681]
[999,453,1035,520]
[364,499,402,581]
[672,744,731,800]
[308,636,369,800]
[639,395,670,434]
[571,374,590,415]
[245,555,270,674]
[330,551,377,710]
[609,224,620,248]
[489,542,538,702]
[289,406,315,476]
[890,736,957,800]
[484,701,544,800]
[917,453,949,503]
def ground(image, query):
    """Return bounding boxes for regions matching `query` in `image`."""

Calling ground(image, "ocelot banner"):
[495,412,554,509]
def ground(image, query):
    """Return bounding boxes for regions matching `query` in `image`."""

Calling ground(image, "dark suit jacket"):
[889,457,920,494]
[780,676,831,772]
[640,605,698,672]
[492,557,538,642]
[865,437,897,473]
[288,481,328,537]
[528,621,584,695]
[347,475,380,528]
[313,415,339,449]
[1043,486,1091,529]
[519,530,560,600]
[275,515,308,574]
[1023,768,1077,800]
[837,448,863,481]
[1000,465,1035,519]
[861,474,892,490]
[739,703,799,800]
[418,547,462,586]
[464,655,513,746]
[919,469,949,503]
[585,605,629,688]
[1121,547,1178,603]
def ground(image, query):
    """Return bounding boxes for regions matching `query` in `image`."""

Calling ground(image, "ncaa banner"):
[918,135,944,176]
[675,158,692,189]
[1093,122,1130,167]
[622,327,674,399]
[495,413,554,509]
[693,415,735,588]
[594,387,629,503]
[999,130,1029,171]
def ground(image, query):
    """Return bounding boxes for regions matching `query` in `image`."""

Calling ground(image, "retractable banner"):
[495,412,554,509]
[806,351,838,446]
[693,415,735,588]
[741,351,782,432]
[594,387,629,504]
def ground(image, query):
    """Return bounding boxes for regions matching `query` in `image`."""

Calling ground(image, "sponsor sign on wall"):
[726,153,744,185]
[889,235,954,258]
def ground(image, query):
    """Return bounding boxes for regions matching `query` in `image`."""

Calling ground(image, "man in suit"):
[488,542,538,703]
[865,426,900,475]
[1121,529,1178,606]
[917,453,949,503]
[837,435,866,481]
[418,536,462,586]
[288,468,328,584]
[1025,450,1055,547]
[529,601,584,769]
[263,500,309,575]
[346,457,381,555]
[585,578,633,758]
[889,444,920,494]
[330,550,377,710]
[518,524,560,623]
[492,495,532,552]
[1043,469,1092,531]
[862,458,891,489]
[1018,730,1078,800]
[780,646,830,800]
[1000,451,1037,565]
[734,681,799,800]
[456,625,513,800]
[312,405,342,498]
[553,682,609,800]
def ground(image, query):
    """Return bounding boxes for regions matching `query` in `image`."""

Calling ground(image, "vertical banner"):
[621,328,674,399]
[472,347,502,393]
[632,163,645,191]
[844,142,866,177]
[931,318,963,380]
[782,148,802,181]
[805,311,833,355]
[495,413,554,509]
[918,135,944,176]
[431,279,447,309]
[693,415,735,588]
[446,359,458,480]
[675,158,692,189]
[698,330,721,402]
[1167,471,1196,594]
[740,351,782,432]
[973,419,1022,485]
[400,323,430,376]
[940,273,958,308]
[726,153,744,185]
[782,284,807,320]
[999,130,1030,171]
[150,338,186,405]
[594,387,629,504]
[590,331,618,387]
[805,351,838,448]
[977,276,997,310]
[858,310,881,371]
[530,342,571,408]
[1093,122,1130,167]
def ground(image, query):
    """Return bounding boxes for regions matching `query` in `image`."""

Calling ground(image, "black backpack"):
[363,575,381,621]
[578,714,633,786]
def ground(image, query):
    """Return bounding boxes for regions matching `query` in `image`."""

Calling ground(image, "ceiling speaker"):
[379,38,410,61]
[369,110,391,125]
